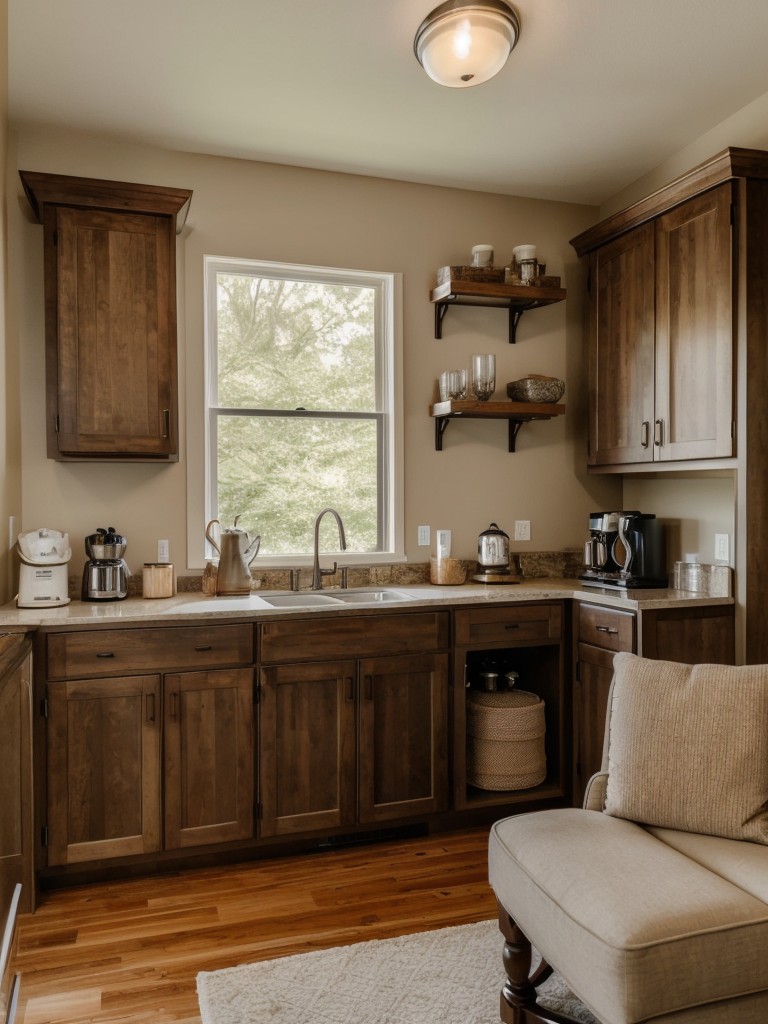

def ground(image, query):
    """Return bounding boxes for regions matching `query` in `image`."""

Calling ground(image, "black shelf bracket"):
[435,415,527,453]
[434,300,525,343]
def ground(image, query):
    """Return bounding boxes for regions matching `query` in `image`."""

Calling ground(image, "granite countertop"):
[0,579,733,628]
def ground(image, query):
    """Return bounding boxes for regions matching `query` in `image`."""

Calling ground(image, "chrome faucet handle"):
[290,568,302,592]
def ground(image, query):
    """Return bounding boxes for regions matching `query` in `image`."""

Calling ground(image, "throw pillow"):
[604,652,768,843]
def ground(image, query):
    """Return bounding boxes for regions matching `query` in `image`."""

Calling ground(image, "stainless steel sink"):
[329,588,412,604]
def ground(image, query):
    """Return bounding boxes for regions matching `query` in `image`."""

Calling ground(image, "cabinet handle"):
[595,625,619,635]
[194,644,213,652]
[162,409,171,439]
[96,651,115,659]
[146,692,156,723]
[345,676,354,702]
[364,674,374,701]
[504,623,519,631]
[641,420,650,448]
[170,691,180,722]
[654,419,664,447]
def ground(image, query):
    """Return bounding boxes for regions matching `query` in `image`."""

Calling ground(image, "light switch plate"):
[417,525,430,546]
[514,520,531,541]
[714,533,729,561]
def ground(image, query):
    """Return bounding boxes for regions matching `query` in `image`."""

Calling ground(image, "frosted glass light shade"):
[414,0,520,88]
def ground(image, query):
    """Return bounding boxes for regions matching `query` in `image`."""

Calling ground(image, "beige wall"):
[9,127,620,579]
[601,88,768,217]
[0,0,21,604]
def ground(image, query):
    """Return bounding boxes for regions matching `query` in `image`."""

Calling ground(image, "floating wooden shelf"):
[430,399,566,452]
[430,279,567,343]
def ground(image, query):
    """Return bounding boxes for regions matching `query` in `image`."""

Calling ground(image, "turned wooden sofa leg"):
[496,899,581,1024]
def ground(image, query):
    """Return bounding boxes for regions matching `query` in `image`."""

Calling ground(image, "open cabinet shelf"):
[430,399,566,452]
[430,279,566,342]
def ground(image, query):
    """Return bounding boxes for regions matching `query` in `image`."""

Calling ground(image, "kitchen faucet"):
[311,508,347,591]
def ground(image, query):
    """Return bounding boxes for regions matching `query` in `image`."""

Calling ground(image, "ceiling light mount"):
[414,0,520,89]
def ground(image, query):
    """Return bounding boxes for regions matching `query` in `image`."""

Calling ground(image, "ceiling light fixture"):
[414,0,520,88]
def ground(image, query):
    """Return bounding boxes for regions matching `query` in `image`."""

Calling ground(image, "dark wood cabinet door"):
[164,668,254,850]
[589,223,656,465]
[46,675,162,865]
[358,652,449,823]
[0,640,33,914]
[654,184,734,461]
[258,660,357,837]
[51,205,176,457]
[573,644,615,805]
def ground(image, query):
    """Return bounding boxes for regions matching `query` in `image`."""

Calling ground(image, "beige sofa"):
[489,653,768,1024]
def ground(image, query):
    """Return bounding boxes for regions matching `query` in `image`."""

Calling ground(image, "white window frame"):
[201,256,404,567]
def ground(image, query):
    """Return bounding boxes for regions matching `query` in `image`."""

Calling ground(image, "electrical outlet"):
[157,539,170,563]
[514,520,531,541]
[714,533,730,561]
[417,525,430,546]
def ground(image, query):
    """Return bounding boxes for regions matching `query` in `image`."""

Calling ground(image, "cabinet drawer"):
[454,603,562,646]
[46,624,253,679]
[260,611,450,664]
[578,604,635,653]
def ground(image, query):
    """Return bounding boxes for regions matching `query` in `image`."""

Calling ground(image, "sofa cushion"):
[489,809,768,1023]
[604,653,768,843]
[648,826,768,902]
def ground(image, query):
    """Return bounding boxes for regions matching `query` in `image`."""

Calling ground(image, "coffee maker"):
[82,527,131,601]
[580,511,667,589]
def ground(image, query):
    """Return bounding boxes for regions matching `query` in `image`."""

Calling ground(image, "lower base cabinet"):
[46,674,162,865]
[33,600,735,883]
[46,667,254,865]
[164,668,254,849]
[259,652,449,836]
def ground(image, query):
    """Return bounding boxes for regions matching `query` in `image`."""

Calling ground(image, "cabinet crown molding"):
[19,170,193,232]
[571,146,768,256]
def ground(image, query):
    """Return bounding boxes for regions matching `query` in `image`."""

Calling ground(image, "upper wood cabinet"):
[20,171,192,460]
[578,183,734,467]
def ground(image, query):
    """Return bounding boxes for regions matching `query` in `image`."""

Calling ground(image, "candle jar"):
[471,354,496,401]
[471,244,494,268]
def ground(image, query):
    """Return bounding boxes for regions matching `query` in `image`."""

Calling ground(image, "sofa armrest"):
[583,772,608,811]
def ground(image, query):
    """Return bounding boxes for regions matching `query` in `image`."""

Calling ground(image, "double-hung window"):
[204,257,402,563]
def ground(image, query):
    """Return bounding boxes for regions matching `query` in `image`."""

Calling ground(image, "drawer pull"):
[194,644,213,652]
[595,625,619,635]
[504,623,520,631]
[96,651,116,658]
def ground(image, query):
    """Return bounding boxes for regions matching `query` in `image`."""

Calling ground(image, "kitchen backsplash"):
[65,549,584,599]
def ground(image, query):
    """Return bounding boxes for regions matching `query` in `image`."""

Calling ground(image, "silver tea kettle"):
[477,522,511,573]
[205,515,261,595]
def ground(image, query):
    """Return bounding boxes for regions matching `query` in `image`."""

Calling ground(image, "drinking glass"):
[439,369,468,401]
[470,354,496,401]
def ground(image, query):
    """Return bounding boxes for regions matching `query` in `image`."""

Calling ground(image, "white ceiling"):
[9,0,768,206]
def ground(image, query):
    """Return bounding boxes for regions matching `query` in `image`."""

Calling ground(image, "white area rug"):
[197,918,597,1024]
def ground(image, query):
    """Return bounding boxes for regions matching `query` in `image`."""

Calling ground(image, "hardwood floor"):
[13,828,496,1024]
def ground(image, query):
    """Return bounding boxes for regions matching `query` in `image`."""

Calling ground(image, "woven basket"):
[467,690,546,791]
